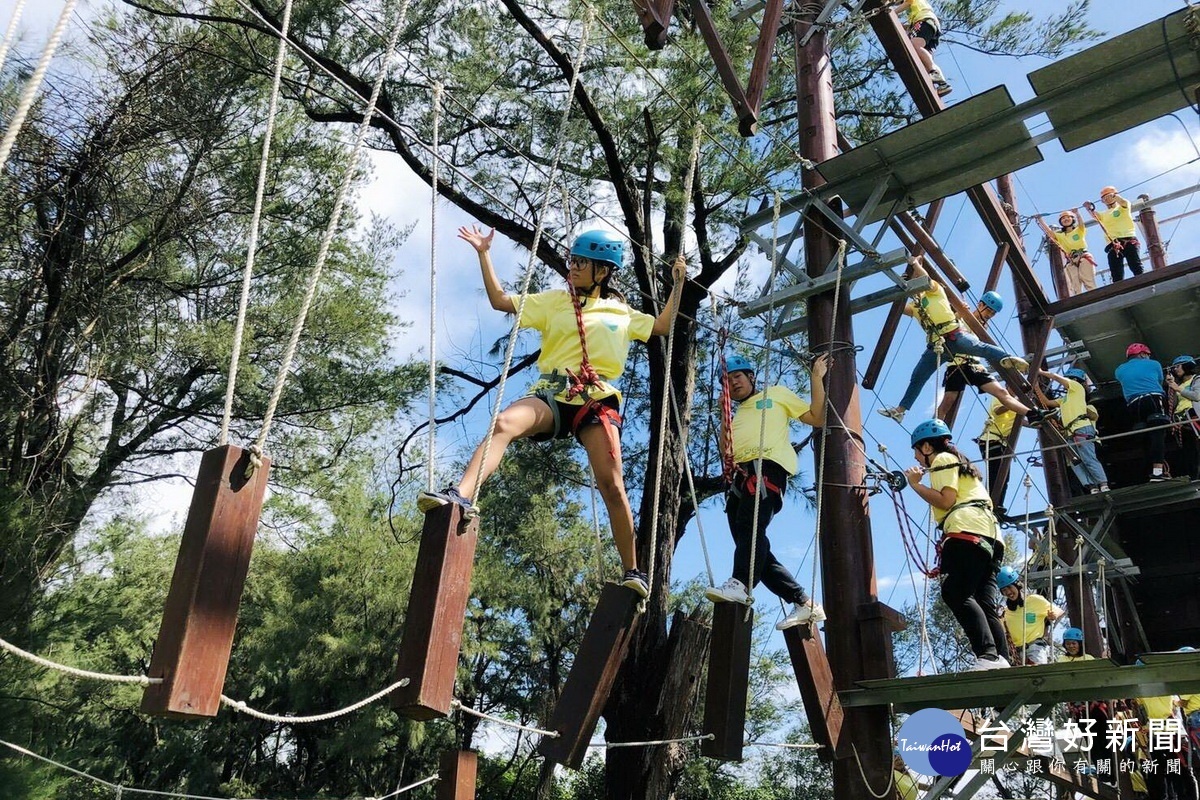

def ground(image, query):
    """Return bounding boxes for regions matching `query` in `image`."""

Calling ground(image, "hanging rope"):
[1097,559,1108,658]
[250,0,413,467]
[467,7,594,505]
[220,678,409,724]
[426,82,442,491]
[0,635,161,686]
[0,0,77,174]
[0,0,27,77]
[645,122,702,591]
[670,391,716,588]
[450,699,560,738]
[219,0,295,447]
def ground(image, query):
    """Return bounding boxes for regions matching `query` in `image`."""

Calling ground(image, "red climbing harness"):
[566,281,621,459]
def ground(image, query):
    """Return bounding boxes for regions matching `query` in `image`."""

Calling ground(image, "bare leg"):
[982,382,1031,415]
[578,422,637,572]
[911,37,935,72]
[937,389,961,422]
[457,396,555,500]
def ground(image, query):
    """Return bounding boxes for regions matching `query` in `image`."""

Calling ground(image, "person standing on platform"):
[1115,343,1170,482]
[1035,210,1096,296]
[1167,355,1200,479]
[997,566,1063,665]
[904,420,1011,670]
[418,226,687,599]
[706,353,830,630]
[878,257,1050,425]
[890,0,952,96]
[1085,186,1144,282]
[974,397,1015,517]
[1034,368,1110,494]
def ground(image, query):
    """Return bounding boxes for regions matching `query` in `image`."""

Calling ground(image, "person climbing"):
[904,419,1011,670]
[1061,627,1092,662]
[418,226,686,598]
[1167,355,1200,479]
[890,0,951,96]
[974,396,1015,516]
[706,352,831,630]
[1135,688,1199,800]
[879,257,1049,426]
[1114,342,1170,482]
[1035,209,1096,296]
[1061,628,1116,776]
[997,566,1063,665]
[1085,186,1144,283]
[1034,368,1110,494]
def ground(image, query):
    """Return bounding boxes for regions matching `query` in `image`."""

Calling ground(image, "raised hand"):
[457,224,494,253]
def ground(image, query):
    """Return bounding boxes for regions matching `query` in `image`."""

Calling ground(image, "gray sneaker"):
[417,486,480,519]
[776,601,826,630]
[877,407,907,423]
[621,569,649,598]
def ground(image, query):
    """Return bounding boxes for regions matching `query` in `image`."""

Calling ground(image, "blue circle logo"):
[896,709,972,777]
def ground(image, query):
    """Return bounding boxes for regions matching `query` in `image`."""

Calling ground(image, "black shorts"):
[943,360,996,393]
[531,394,622,443]
[910,19,940,49]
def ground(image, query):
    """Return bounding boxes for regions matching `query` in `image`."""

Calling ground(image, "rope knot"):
[245,444,264,479]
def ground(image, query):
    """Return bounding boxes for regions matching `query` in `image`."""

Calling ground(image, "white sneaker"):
[1000,356,1029,374]
[969,654,1011,671]
[776,602,826,630]
[877,407,906,423]
[705,578,751,605]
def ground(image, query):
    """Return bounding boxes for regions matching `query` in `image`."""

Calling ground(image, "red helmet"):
[1126,342,1151,357]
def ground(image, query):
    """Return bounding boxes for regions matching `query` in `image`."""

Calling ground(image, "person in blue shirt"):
[1114,343,1169,481]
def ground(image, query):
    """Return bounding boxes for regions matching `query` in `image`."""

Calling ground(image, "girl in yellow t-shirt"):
[1035,209,1096,297]
[904,419,1011,671]
[418,226,685,598]
[997,566,1063,665]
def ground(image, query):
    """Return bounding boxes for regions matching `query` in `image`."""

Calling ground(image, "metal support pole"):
[795,12,893,799]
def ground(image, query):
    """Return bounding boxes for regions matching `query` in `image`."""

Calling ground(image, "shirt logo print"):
[755,398,774,410]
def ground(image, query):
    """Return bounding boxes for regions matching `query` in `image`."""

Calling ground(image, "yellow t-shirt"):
[905,0,939,28]
[517,290,654,403]
[978,397,1015,443]
[1176,375,1197,415]
[1096,200,1137,240]
[1063,653,1095,662]
[1061,379,1091,433]
[928,452,997,538]
[1052,225,1089,254]
[1004,593,1054,646]
[1140,695,1178,722]
[1181,694,1200,715]
[907,281,959,342]
[895,770,918,800]
[731,386,812,476]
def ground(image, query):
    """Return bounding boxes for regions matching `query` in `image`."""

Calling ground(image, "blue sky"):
[7,0,1198,664]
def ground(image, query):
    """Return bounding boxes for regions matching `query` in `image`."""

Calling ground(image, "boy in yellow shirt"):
[997,566,1063,665]
[1035,368,1110,494]
[1085,186,1144,282]
[890,0,951,96]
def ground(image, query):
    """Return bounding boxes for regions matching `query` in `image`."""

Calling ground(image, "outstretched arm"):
[1034,215,1054,238]
[651,255,687,336]
[458,225,515,313]
[799,353,830,427]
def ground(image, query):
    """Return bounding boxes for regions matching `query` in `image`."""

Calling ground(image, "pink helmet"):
[1126,343,1151,358]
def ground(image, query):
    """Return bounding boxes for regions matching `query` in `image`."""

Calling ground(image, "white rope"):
[252,0,412,454]
[0,0,77,174]
[851,742,896,799]
[466,7,594,506]
[219,0,294,447]
[745,740,824,749]
[0,0,27,76]
[0,635,161,686]
[597,733,715,748]
[645,122,701,590]
[219,678,409,724]
[670,392,716,587]
[450,698,560,738]
[1097,559,1107,658]
[426,82,442,492]
[0,737,432,800]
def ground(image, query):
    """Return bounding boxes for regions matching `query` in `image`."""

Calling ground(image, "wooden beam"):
[436,750,477,800]
[784,619,842,762]
[141,445,270,718]
[861,298,906,391]
[392,504,480,721]
[633,0,675,49]
[923,197,944,232]
[688,0,752,123]
[701,602,753,761]
[896,212,970,290]
[538,583,642,769]
[984,243,1010,294]
[742,0,784,135]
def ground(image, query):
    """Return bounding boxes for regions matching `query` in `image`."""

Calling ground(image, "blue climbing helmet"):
[1064,368,1088,382]
[980,291,1004,313]
[570,230,625,269]
[1172,355,1196,367]
[996,565,1021,590]
[1063,627,1084,643]
[724,355,755,376]
[1180,646,1198,652]
[910,418,951,448]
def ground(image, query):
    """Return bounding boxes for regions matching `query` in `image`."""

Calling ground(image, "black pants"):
[725,461,808,604]
[939,536,1008,661]
[978,439,1011,509]
[1144,747,1199,800]
[1106,237,1143,282]
[1129,394,1168,467]
[1178,413,1200,479]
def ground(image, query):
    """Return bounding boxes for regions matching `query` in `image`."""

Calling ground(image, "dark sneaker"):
[621,569,649,598]
[934,81,953,97]
[417,486,480,518]
[1025,407,1058,427]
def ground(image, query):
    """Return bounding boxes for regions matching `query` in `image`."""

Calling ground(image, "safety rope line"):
[219,679,409,724]
[0,0,27,77]
[716,325,737,483]
[670,391,716,587]
[645,122,701,591]
[1018,473,1033,666]
[0,0,76,174]
[219,0,294,447]
[426,82,442,492]
[0,738,437,800]
[745,740,824,749]
[0,635,161,686]
[467,7,594,506]
[596,733,715,748]
[851,742,896,799]
[251,0,412,461]
[450,698,560,738]
[1098,559,1108,658]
